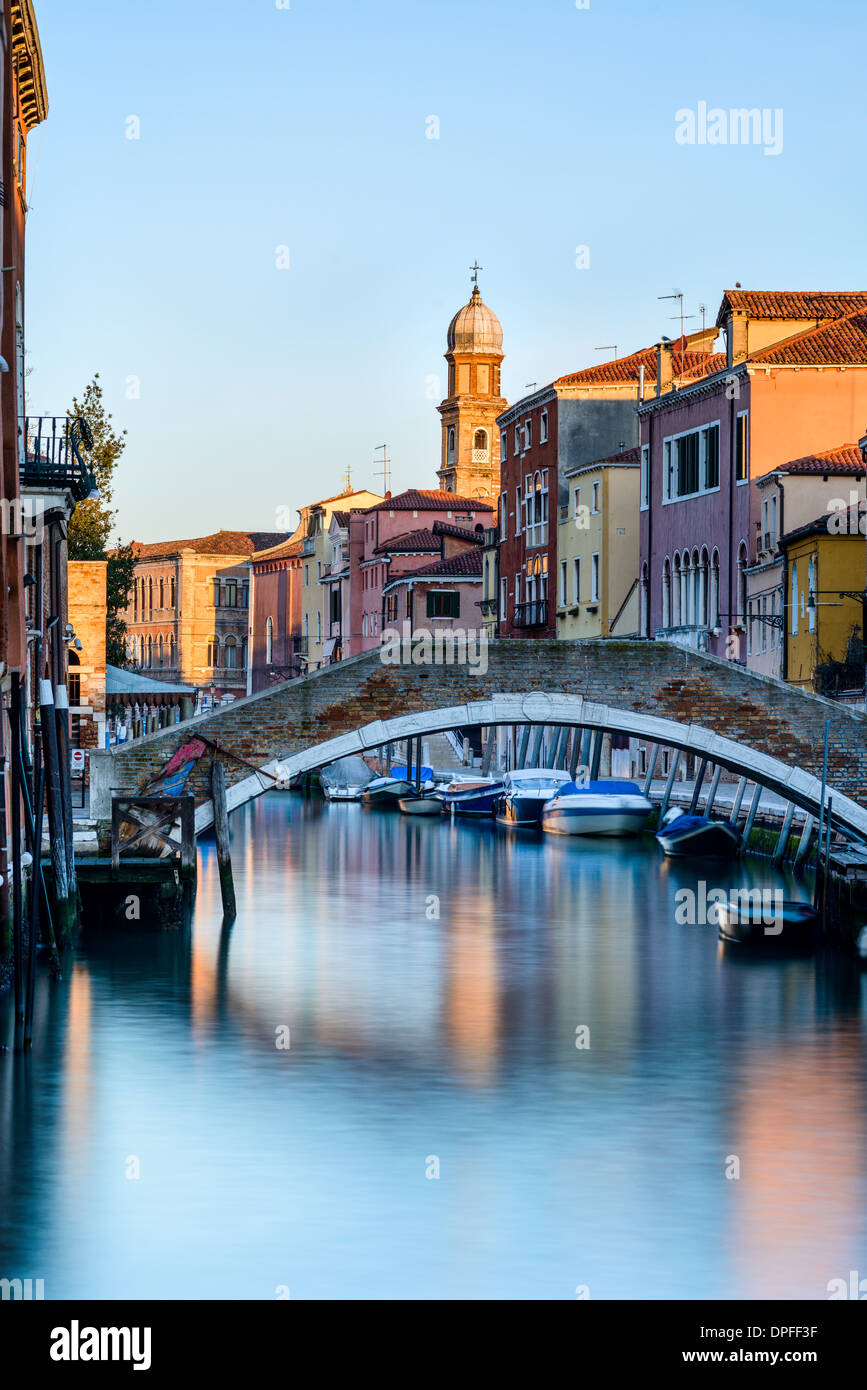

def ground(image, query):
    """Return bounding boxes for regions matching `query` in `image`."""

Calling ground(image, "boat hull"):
[543,804,651,836]
[437,783,504,816]
[657,816,741,858]
[494,793,551,827]
[398,795,443,816]
[717,899,819,953]
[363,778,413,807]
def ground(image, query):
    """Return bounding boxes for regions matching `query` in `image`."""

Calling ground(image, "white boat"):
[494,768,572,828]
[542,779,653,836]
[319,756,376,803]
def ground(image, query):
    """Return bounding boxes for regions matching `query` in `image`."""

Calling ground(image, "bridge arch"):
[208,691,867,844]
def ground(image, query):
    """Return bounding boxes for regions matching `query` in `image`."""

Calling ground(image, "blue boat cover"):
[390,765,433,781]
[554,779,643,797]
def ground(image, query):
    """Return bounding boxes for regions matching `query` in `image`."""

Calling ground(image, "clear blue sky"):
[24,0,867,542]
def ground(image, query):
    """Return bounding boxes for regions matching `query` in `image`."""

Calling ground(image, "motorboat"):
[494,768,572,828]
[717,897,818,952]
[319,756,376,803]
[541,779,653,836]
[656,808,741,858]
[363,776,415,807]
[436,774,505,817]
[397,792,443,816]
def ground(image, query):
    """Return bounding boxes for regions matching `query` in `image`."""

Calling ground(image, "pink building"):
[353,489,492,651]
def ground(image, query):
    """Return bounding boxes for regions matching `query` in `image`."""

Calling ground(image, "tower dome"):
[447,285,503,355]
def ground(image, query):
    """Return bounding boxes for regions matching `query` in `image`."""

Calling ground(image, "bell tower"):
[437,266,509,498]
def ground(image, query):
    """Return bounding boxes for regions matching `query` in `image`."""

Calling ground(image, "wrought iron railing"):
[513,600,548,628]
[20,416,97,502]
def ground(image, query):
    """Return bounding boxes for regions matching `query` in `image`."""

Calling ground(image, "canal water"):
[2,791,866,1300]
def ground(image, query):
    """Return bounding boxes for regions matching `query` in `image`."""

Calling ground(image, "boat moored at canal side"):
[716,897,819,953]
[656,809,742,859]
[436,775,505,817]
[494,768,572,828]
[541,779,653,836]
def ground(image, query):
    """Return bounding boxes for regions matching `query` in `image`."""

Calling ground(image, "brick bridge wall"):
[90,640,867,833]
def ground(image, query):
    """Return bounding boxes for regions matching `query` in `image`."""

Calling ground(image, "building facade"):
[783,505,867,694]
[745,446,866,679]
[556,449,641,639]
[67,560,107,752]
[299,488,381,671]
[125,531,289,706]
[495,339,672,639]
[639,291,867,661]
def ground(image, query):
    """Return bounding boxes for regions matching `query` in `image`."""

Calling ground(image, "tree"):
[106,542,135,668]
[65,375,134,664]
[66,374,127,560]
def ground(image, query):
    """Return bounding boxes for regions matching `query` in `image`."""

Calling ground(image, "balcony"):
[483,526,498,547]
[20,416,97,503]
[513,600,548,629]
[301,537,316,557]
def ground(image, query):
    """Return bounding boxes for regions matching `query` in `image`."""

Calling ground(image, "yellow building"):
[556,448,641,638]
[298,487,382,671]
[783,505,866,693]
[479,521,499,638]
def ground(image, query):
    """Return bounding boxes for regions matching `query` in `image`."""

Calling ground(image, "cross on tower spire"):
[469,260,483,288]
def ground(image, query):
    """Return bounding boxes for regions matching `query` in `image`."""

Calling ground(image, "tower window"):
[447,427,455,462]
[473,429,488,461]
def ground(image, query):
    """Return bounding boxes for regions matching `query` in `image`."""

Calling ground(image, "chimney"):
[656,340,673,397]
[725,310,749,367]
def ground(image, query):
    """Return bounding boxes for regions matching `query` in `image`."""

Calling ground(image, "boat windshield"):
[509,777,565,791]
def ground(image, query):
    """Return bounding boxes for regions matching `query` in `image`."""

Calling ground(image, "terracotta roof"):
[374,528,440,554]
[404,550,483,579]
[781,500,866,545]
[554,345,658,388]
[750,310,867,367]
[677,351,728,381]
[330,511,350,528]
[364,489,493,513]
[717,290,867,326]
[587,447,642,467]
[130,530,291,560]
[432,520,483,543]
[249,536,304,563]
[777,445,867,476]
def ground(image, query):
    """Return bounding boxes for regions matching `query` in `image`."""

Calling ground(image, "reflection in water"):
[1,791,866,1299]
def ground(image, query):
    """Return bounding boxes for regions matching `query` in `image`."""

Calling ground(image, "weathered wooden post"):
[212,761,236,922]
[40,679,73,946]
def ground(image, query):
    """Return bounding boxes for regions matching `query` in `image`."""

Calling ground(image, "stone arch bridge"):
[89,640,867,844]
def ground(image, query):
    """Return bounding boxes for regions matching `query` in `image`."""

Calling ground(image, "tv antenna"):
[374,444,392,494]
[595,344,618,360]
[658,290,686,341]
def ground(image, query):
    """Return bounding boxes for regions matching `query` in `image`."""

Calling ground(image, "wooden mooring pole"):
[212,761,236,922]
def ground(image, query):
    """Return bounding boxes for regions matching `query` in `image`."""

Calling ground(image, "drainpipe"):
[777,478,787,681]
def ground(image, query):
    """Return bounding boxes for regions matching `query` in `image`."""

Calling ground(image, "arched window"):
[147,635,153,666]
[791,563,799,636]
[168,635,175,667]
[640,563,650,636]
[133,580,139,622]
[157,635,164,667]
[208,636,220,667]
[737,541,748,624]
[224,636,237,670]
[672,553,681,626]
[159,578,164,609]
[662,557,671,629]
[710,549,720,628]
[447,427,455,462]
[170,577,176,609]
[698,547,709,627]
[473,429,488,458]
[265,617,273,664]
[148,577,153,619]
[691,548,700,626]
[240,638,248,668]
